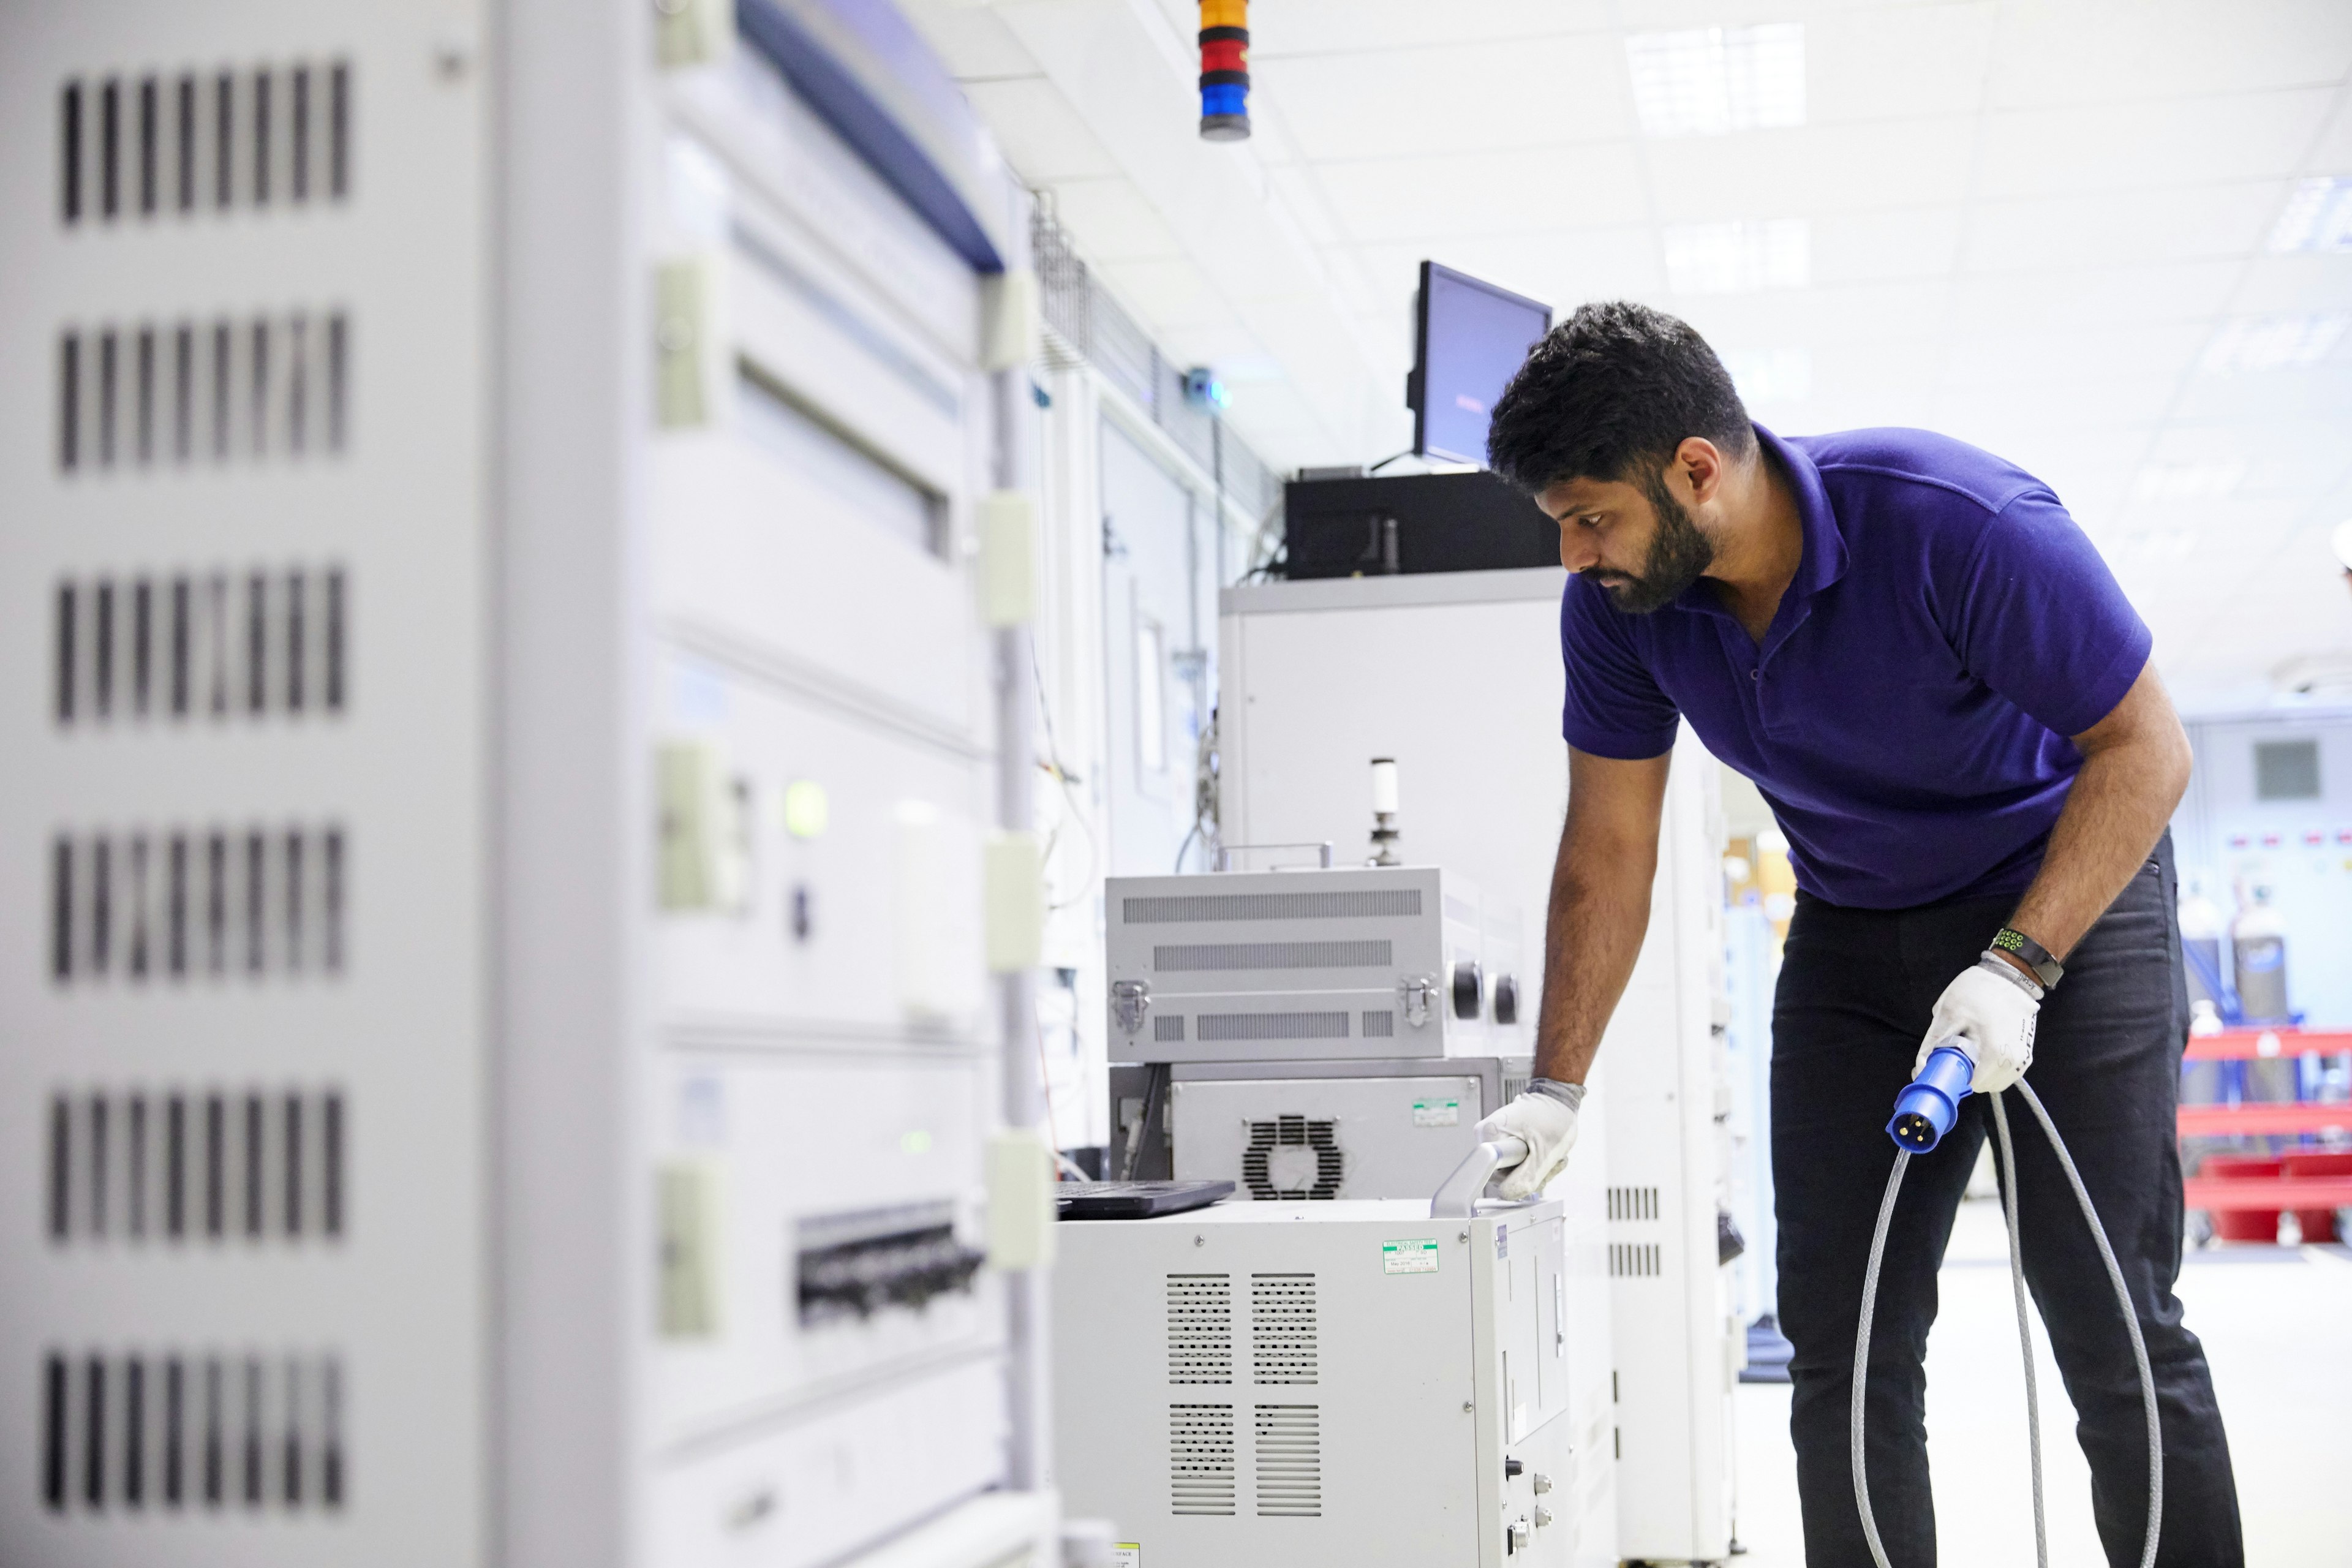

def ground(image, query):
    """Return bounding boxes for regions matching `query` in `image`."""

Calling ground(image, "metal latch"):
[1112,979,1152,1035]
[1400,975,1436,1028]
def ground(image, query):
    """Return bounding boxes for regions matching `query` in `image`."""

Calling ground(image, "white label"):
[1383,1238,1441,1275]
[1412,1098,1461,1128]
[1115,1547,1142,1568]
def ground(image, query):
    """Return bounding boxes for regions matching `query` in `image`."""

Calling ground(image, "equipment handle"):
[1430,1135,1530,1219]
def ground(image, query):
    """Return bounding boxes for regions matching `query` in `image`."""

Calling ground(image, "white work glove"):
[1476,1080,1585,1200]
[1918,956,2041,1094]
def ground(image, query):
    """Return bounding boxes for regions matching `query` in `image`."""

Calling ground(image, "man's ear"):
[1675,437,1727,505]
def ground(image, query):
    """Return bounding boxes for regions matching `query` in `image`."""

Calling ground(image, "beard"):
[1589,471,1716,614]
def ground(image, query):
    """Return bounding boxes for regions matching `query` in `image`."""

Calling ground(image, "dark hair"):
[1485,300,1755,494]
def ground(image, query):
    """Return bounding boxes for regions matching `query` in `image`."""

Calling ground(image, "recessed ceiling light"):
[2268,176,2352,253]
[2200,314,2350,373]
[2132,461,2245,501]
[1626,24,1806,138]
[1722,347,1812,404]
[1664,220,1809,295]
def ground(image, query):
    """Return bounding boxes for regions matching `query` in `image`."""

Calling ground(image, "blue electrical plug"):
[1887,1041,1974,1152]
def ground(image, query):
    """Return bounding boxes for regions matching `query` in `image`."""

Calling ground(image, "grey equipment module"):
[1051,1149,1592,1564]
[1107,865,1524,1063]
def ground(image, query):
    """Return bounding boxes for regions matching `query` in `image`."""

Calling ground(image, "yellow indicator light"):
[783,779,829,839]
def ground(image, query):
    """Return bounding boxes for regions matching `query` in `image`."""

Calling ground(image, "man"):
[1472,301,2241,1566]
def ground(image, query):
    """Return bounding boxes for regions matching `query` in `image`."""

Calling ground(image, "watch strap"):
[1991,926,2064,990]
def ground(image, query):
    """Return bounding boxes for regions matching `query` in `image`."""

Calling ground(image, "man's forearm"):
[2007,672,2192,961]
[1532,838,1655,1085]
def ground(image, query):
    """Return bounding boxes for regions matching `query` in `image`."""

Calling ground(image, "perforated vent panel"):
[1361,1009,1394,1038]
[50,824,347,984]
[1250,1274,1317,1384]
[58,312,350,472]
[1608,1186,1660,1222]
[1152,940,1392,971]
[56,567,348,725]
[1197,1011,1349,1043]
[1123,889,1420,924]
[40,1349,345,1514]
[1610,1243,1662,1278]
[59,63,352,226]
[1166,1274,1232,1384]
[1154,1014,1185,1042]
[48,1087,345,1245]
[1253,1404,1321,1517]
[1242,1117,1344,1200]
[1168,1404,1235,1515]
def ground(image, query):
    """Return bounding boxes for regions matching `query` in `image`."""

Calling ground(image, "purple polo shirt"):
[1559,426,2151,910]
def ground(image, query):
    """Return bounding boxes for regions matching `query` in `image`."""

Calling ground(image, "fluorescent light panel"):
[1724,347,1812,404]
[2268,176,2352,253]
[1626,24,1805,138]
[2200,314,2350,373]
[1664,219,1809,295]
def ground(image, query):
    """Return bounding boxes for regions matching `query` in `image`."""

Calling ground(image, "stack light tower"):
[1199,0,1250,141]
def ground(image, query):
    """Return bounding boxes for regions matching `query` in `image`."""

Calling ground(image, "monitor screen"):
[1411,262,1553,466]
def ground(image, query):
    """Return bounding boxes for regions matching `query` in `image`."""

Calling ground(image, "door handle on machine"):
[1430,1135,1530,1218]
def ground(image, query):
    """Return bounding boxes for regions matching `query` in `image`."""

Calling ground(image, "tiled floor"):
[1727,1197,2352,1564]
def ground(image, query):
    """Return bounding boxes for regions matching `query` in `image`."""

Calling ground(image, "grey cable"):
[1851,1084,2161,1568]
[1850,1148,1910,1568]
[1988,1091,2049,1567]
[2015,1079,2162,1568]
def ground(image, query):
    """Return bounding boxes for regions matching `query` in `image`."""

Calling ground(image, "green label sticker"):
[1411,1098,1461,1128]
[1383,1238,1441,1275]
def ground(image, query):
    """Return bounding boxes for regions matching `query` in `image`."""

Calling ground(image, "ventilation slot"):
[47,1086,346,1245]
[1166,1274,1232,1385]
[40,1350,345,1514]
[58,62,352,227]
[1609,1243,1662,1278]
[1361,1010,1395,1038]
[1250,1274,1317,1385]
[1607,1186,1660,1223]
[56,311,351,473]
[1153,1014,1186,1043]
[55,567,348,726]
[1167,1404,1235,1516]
[48,824,349,987]
[1125,889,1420,924]
[1154,940,1392,972]
[1197,1012,1349,1043]
[1253,1404,1322,1517]
[1242,1118,1344,1201]
[1501,1073,1529,1102]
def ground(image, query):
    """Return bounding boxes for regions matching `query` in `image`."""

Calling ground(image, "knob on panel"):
[1452,960,1483,1020]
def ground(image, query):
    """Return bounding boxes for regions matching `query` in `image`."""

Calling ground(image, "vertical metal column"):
[992,355,1054,1493]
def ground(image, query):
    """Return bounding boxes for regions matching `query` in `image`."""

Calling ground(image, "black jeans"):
[1771,834,2242,1566]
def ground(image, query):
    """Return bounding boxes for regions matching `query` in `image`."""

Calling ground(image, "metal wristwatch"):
[1989,926,2063,991]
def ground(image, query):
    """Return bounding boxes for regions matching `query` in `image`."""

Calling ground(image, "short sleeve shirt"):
[1559,426,2151,909]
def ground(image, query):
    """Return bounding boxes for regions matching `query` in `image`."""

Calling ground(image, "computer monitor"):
[1408,261,1553,466]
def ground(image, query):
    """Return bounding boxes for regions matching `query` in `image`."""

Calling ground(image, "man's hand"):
[1917,959,2040,1093]
[1476,1080,1584,1200]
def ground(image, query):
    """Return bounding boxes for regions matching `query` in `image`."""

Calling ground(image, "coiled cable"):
[1851,1079,2161,1568]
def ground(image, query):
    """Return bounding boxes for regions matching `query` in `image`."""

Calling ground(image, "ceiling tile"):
[1308,144,1651,244]
[1352,227,1671,315]
[1947,260,2245,331]
[900,0,1039,81]
[2231,254,2352,315]
[1942,322,2207,386]
[1247,1,1613,56]
[1644,118,1978,221]
[1975,90,2337,198]
[1961,183,2286,272]
[1811,206,1965,282]
[1044,176,1186,262]
[1988,0,2352,108]
[1094,255,1229,329]
[962,78,1122,182]
[1806,4,1997,124]
[1252,34,1638,162]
